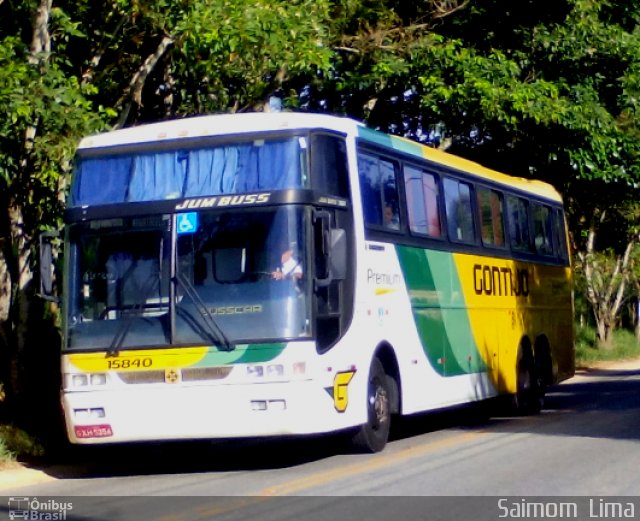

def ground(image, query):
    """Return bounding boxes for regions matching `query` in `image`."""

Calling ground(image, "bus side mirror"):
[39,231,61,302]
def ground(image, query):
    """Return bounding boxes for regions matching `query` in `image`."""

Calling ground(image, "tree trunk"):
[7,201,34,400]
[0,247,11,412]
[1,0,52,409]
[30,0,52,59]
[595,319,608,348]
[115,35,174,128]
[579,216,635,348]
[0,248,9,323]
[635,298,640,343]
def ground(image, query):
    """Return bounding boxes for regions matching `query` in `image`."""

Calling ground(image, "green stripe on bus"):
[196,343,287,366]
[396,246,486,376]
[358,127,424,157]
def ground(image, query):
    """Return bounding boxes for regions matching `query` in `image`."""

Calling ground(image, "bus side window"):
[477,187,505,247]
[506,195,531,252]
[443,177,475,243]
[310,134,349,198]
[532,203,554,256]
[357,152,400,230]
[404,166,441,237]
[552,208,569,261]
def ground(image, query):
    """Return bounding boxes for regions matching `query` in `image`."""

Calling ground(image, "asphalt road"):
[3,362,640,520]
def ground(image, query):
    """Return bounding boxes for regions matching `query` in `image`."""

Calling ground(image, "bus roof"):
[78,112,562,203]
[77,112,360,150]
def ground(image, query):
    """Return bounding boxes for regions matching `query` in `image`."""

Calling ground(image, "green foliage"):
[575,323,640,366]
[174,0,333,113]
[0,0,640,414]
[0,424,45,464]
[50,0,334,121]
[0,36,104,234]
[0,438,14,465]
[311,0,640,200]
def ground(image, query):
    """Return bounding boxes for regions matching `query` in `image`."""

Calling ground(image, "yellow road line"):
[259,430,487,496]
[159,497,267,521]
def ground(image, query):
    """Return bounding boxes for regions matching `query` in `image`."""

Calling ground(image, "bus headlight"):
[65,373,108,389]
[266,364,284,377]
[90,374,108,386]
[71,374,88,387]
[246,363,305,380]
[246,365,264,378]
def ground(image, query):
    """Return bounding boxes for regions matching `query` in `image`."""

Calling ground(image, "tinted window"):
[506,195,531,251]
[310,134,349,197]
[443,178,475,243]
[532,203,554,256]
[358,153,400,230]
[553,208,569,261]
[477,187,505,247]
[404,166,441,237]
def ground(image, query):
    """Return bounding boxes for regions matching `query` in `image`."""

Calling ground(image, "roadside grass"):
[0,424,45,468]
[575,324,640,367]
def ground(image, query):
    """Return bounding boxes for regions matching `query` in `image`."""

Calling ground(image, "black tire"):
[351,358,391,453]
[513,349,543,415]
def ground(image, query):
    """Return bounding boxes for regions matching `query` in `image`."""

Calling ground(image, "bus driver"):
[272,248,303,280]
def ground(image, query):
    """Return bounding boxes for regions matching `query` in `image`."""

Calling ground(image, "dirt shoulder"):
[576,357,640,372]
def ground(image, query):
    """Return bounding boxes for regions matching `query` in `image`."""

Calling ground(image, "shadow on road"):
[464,366,640,441]
[546,367,640,413]
[21,366,640,481]
[25,433,352,480]
[380,366,640,445]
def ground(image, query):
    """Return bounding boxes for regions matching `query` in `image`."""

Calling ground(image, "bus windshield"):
[66,207,311,350]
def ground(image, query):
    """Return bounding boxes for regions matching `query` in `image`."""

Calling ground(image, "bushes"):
[575,323,640,367]
[0,424,44,466]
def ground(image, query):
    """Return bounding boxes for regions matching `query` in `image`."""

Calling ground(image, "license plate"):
[74,424,113,438]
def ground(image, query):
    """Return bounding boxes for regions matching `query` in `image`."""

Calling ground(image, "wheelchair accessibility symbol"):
[177,212,198,235]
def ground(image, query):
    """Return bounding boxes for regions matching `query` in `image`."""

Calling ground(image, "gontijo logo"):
[8,497,73,520]
[472,264,530,297]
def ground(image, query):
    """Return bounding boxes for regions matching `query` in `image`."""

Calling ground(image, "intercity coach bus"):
[48,113,574,452]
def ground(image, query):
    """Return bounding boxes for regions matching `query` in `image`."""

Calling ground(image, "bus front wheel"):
[351,358,391,453]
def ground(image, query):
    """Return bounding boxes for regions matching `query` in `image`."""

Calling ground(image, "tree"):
[574,211,637,347]
[1,0,640,415]
[0,2,104,406]
[628,246,640,342]
[316,0,640,342]
[52,0,334,125]
[0,0,336,410]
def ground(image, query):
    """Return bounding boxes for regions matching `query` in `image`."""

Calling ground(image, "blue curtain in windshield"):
[185,147,244,196]
[237,140,302,191]
[71,139,304,206]
[129,152,187,201]
[73,156,132,205]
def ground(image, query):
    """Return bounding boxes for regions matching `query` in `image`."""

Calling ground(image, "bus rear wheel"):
[351,358,391,453]
[513,348,543,415]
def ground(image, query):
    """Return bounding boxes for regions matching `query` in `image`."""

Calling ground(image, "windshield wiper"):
[107,273,162,356]
[174,273,234,351]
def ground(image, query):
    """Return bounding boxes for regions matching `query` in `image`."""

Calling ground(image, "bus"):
[48,112,574,452]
